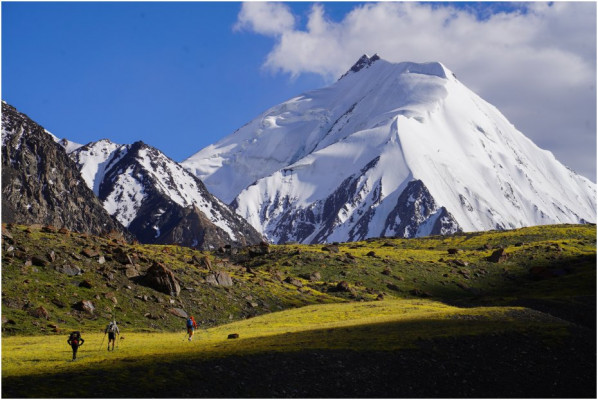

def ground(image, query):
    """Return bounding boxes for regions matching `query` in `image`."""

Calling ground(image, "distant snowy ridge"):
[183,55,596,244]
[71,140,263,249]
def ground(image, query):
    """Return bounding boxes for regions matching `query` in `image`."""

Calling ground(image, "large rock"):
[168,308,188,318]
[144,262,180,296]
[55,265,82,276]
[206,271,234,287]
[75,300,95,315]
[487,248,509,263]
[29,306,50,320]
[216,271,233,287]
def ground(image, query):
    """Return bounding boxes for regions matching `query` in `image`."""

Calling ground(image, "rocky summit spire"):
[339,53,381,79]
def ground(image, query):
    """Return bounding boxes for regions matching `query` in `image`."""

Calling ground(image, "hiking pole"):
[99,332,106,350]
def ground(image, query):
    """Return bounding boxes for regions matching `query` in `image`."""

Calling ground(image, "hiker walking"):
[67,331,84,361]
[186,315,198,341]
[105,320,120,351]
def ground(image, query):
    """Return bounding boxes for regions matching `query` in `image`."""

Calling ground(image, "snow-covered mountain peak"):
[183,58,596,244]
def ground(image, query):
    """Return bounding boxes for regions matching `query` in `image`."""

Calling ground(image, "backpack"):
[69,331,81,345]
[107,322,117,333]
[186,318,193,328]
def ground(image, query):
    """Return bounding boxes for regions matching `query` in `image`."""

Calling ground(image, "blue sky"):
[2,2,596,181]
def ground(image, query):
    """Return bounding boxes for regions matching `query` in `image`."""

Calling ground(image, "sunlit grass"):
[3,298,569,379]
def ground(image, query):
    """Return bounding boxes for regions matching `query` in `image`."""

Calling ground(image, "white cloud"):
[236,2,597,181]
[234,2,295,36]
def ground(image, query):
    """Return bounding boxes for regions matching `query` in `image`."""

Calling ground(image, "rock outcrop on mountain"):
[183,55,596,244]
[1,102,128,237]
[71,140,263,250]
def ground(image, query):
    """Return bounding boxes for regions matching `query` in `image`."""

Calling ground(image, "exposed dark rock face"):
[382,180,461,238]
[251,159,460,244]
[339,54,381,80]
[264,157,383,244]
[1,102,128,237]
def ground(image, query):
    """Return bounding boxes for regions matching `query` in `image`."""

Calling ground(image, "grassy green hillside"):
[2,223,596,397]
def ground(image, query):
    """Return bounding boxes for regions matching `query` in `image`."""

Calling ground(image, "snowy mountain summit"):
[183,55,596,244]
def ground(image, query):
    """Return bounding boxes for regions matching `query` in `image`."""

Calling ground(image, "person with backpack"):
[186,315,198,341]
[67,331,84,361]
[105,320,120,351]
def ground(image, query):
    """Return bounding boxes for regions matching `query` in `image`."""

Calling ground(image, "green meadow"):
[1,223,596,397]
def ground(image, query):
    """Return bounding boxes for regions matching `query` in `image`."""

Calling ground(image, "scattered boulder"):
[284,277,303,288]
[322,245,340,253]
[74,300,95,315]
[447,248,462,255]
[453,259,469,267]
[2,227,14,243]
[309,271,321,281]
[98,255,106,264]
[205,274,219,286]
[51,298,66,308]
[168,308,188,318]
[336,281,351,292]
[249,242,270,257]
[143,262,181,296]
[81,248,99,258]
[29,306,50,320]
[113,248,134,265]
[206,271,234,287]
[30,256,49,267]
[382,266,392,276]
[487,248,509,263]
[79,280,93,289]
[216,271,233,287]
[272,270,285,282]
[228,333,239,339]
[41,225,57,233]
[194,255,212,270]
[125,265,140,278]
[48,251,56,263]
[366,251,377,257]
[55,265,82,276]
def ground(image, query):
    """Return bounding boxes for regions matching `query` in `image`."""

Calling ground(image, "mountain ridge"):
[70,138,263,249]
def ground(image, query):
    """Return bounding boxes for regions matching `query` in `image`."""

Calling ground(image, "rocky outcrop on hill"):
[1,102,128,237]
[143,262,181,297]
